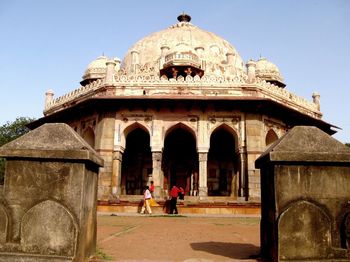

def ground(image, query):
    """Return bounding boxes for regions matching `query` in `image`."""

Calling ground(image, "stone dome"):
[255,57,285,87]
[122,14,246,79]
[81,55,120,85]
[83,55,108,80]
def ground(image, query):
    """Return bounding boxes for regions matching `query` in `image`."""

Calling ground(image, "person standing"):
[149,181,155,197]
[169,185,181,214]
[141,186,152,214]
[178,186,185,200]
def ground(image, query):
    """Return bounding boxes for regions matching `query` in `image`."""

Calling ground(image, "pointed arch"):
[82,126,95,148]
[265,129,278,147]
[121,123,152,195]
[121,122,150,149]
[209,123,239,149]
[164,122,197,147]
[208,124,239,196]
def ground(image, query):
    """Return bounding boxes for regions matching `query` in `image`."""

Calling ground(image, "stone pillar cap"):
[0,123,103,166]
[256,125,350,167]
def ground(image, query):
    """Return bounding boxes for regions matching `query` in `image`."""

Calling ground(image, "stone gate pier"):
[0,123,103,262]
[256,126,350,261]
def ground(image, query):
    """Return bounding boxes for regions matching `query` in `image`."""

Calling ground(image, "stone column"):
[105,59,116,85]
[131,50,139,73]
[239,113,247,199]
[312,92,321,111]
[114,57,121,71]
[239,146,247,198]
[246,60,256,83]
[198,152,208,196]
[44,89,54,110]
[151,151,163,199]
[111,149,123,198]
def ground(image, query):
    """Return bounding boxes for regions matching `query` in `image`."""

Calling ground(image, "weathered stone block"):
[0,123,103,262]
[256,126,350,261]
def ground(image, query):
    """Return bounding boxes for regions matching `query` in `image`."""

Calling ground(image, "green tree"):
[346,143,350,148]
[0,117,35,184]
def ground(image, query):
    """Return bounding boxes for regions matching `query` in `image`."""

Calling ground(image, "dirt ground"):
[92,214,261,262]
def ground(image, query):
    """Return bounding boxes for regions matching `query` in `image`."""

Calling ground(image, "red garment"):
[149,184,155,193]
[170,186,180,198]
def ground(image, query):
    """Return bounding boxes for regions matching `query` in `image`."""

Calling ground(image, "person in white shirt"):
[141,186,152,214]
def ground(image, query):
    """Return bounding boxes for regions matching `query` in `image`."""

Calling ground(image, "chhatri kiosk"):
[31,14,335,213]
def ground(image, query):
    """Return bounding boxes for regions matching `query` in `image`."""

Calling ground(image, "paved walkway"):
[92,213,261,262]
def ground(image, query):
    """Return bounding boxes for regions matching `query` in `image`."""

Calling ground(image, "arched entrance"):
[162,126,198,194]
[121,127,152,195]
[208,127,238,196]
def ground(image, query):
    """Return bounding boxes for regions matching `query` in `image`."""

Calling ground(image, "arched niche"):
[21,200,77,257]
[121,124,152,195]
[82,126,95,148]
[278,200,331,260]
[162,123,198,193]
[265,129,278,147]
[208,124,239,196]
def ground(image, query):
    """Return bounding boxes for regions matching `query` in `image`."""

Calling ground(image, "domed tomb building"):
[34,14,335,205]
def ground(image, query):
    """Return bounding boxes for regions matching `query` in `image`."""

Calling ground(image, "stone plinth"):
[0,123,103,262]
[255,126,350,261]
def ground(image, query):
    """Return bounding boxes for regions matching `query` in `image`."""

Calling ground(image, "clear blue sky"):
[0,0,349,142]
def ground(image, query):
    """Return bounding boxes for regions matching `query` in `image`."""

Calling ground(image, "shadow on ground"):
[191,241,260,260]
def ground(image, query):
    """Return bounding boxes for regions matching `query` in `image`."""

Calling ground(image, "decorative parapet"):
[255,78,320,116]
[44,78,106,115]
[44,74,320,119]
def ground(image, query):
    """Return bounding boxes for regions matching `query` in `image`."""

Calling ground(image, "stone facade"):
[256,126,350,261]
[30,14,335,204]
[0,123,103,262]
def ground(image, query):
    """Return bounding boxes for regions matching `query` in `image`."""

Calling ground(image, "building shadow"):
[190,241,261,260]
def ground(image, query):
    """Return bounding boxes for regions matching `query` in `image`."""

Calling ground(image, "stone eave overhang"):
[30,95,337,135]
[44,79,321,118]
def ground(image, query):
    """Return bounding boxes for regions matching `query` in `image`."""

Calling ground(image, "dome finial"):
[177,12,191,22]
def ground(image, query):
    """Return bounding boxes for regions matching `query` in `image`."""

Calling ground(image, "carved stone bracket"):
[152,152,162,162]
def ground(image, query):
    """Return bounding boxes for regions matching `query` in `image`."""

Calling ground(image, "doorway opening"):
[162,125,198,195]
[208,126,238,196]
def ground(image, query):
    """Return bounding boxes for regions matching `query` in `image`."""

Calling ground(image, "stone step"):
[97,200,261,216]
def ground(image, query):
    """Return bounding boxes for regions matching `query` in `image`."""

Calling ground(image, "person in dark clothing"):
[169,185,181,214]
[178,186,185,200]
